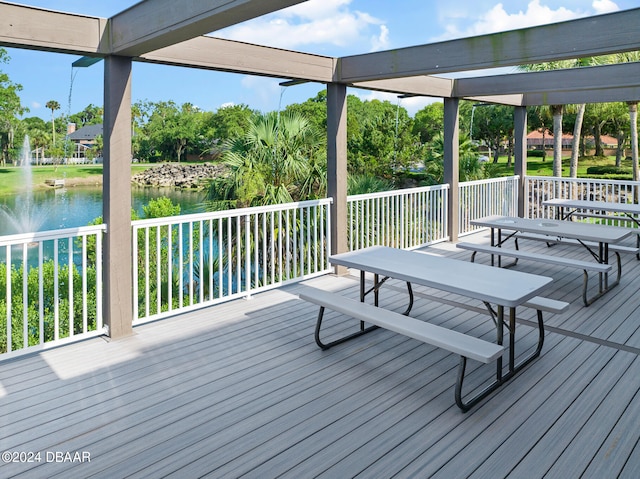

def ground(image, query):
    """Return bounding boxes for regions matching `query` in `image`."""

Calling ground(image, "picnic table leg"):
[314,305,380,350]
[360,270,414,316]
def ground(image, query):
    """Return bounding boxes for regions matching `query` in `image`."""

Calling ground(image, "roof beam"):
[338,8,640,83]
[351,76,453,98]
[109,0,309,57]
[0,3,106,54]
[140,36,335,82]
[523,87,640,106]
[454,62,640,97]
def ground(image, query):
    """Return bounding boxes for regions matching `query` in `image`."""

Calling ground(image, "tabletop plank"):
[471,215,633,243]
[329,246,552,308]
[544,199,640,216]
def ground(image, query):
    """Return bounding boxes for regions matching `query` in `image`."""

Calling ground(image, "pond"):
[0,186,207,236]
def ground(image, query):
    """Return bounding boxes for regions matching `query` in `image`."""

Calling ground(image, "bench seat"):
[299,286,503,363]
[298,285,508,411]
[456,242,616,306]
[298,285,567,411]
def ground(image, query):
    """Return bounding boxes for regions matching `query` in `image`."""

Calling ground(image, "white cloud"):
[432,0,616,40]
[592,0,620,14]
[240,76,284,111]
[216,0,386,53]
[371,25,390,52]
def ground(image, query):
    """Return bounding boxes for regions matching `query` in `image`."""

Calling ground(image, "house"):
[527,128,621,155]
[67,123,103,160]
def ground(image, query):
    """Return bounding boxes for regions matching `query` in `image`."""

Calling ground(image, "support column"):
[514,106,528,217]
[103,56,133,339]
[444,98,460,242]
[327,82,348,274]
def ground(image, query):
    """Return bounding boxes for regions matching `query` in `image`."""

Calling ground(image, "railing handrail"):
[461,175,519,187]
[0,224,107,247]
[526,175,640,187]
[347,184,449,202]
[131,197,334,229]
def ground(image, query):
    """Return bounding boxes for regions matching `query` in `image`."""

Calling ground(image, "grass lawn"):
[0,164,156,196]
[491,154,633,179]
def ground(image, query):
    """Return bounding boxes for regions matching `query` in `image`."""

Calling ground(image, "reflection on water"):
[0,186,207,236]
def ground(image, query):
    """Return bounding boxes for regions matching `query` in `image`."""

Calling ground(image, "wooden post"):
[514,106,528,217]
[444,98,460,242]
[103,56,134,339]
[327,82,348,274]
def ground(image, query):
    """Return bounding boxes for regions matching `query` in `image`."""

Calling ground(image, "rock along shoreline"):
[131,163,228,189]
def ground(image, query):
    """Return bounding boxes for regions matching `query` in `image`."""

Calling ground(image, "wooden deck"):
[2,230,640,478]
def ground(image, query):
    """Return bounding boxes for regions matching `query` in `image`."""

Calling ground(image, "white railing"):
[0,225,105,359]
[458,176,519,236]
[525,176,640,226]
[132,198,333,324]
[347,185,450,251]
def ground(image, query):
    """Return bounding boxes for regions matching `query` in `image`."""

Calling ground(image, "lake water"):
[0,186,207,236]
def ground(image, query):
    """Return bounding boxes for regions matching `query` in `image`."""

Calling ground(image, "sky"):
[3,0,637,120]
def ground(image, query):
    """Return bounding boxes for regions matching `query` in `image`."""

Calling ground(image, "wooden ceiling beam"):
[338,8,640,83]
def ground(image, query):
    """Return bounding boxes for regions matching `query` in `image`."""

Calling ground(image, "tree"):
[209,103,256,142]
[0,48,27,165]
[413,102,444,144]
[285,90,328,133]
[346,96,420,178]
[205,111,323,209]
[423,131,482,184]
[45,100,60,149]
[68,104,103,127]
[136,101,208,162]
[467,104,513,164]
[519,61,578,177]
[613,52,640,183]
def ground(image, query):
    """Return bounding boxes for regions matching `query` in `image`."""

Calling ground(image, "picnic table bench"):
[298,246,569,412]
[471,215,633,305]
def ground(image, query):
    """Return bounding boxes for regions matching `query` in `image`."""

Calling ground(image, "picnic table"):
[470,215,634,303]
[314,246,563,410]
[543,198,640,259]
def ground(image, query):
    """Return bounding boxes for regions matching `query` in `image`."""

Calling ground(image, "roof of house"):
[67,123,103,141]
[527,129,617,145]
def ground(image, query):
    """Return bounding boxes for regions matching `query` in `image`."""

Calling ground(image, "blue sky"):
[3,0,636,120]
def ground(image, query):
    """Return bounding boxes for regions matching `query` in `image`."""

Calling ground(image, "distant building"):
[67,123,103,160]
[527,128,619,155]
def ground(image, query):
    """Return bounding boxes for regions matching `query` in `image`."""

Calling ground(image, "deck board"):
[2,232,640,478]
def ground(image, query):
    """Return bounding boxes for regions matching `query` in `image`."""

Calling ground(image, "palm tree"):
[519,61,578,178]
[519,58,593,178]
[613,52,640,183]
[205,110,323,209]
[45,100,60,150]
[424,131,481,184]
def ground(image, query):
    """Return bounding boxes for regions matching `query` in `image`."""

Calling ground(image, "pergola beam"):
[140,36,335,83]
[109,0,309,57]
[523,87,640,106]
[338,8,640,83]
[455,62,640,98]
[351,76,453,98]
[0,3,106,54]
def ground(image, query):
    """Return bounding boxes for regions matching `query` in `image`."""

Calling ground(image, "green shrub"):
[527,150,546,158]
[585,166,632,175]
[0,261,98,353]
